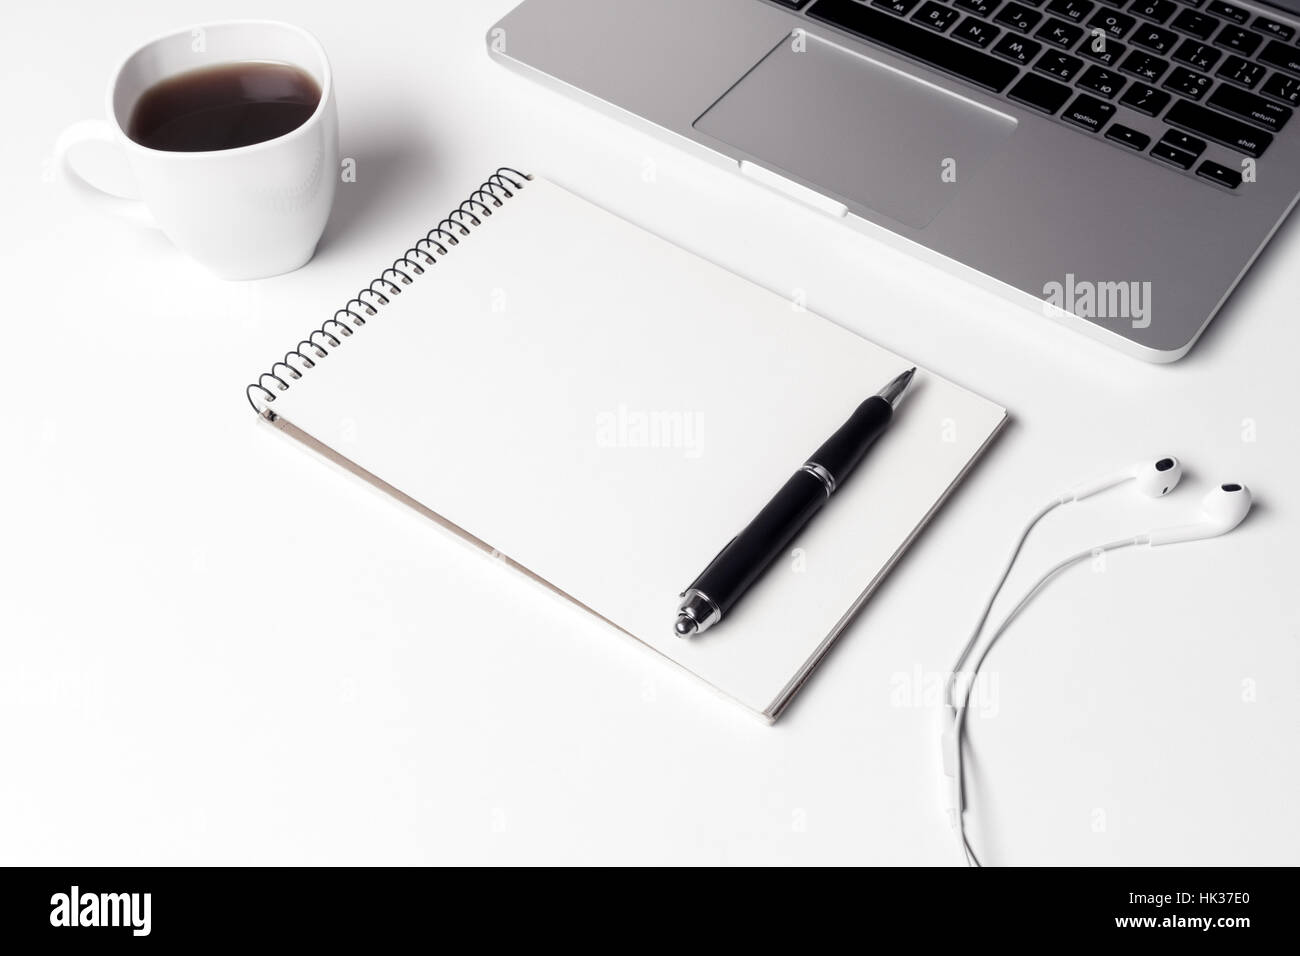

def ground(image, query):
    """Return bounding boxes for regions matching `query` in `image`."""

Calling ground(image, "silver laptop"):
[489,0,1300,361]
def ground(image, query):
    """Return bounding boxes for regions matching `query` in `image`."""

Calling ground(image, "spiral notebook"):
[247,168,1007,720]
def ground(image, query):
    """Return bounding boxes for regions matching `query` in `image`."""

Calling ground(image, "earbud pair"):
[1063,456,1252,546]
[943,457,1256,866]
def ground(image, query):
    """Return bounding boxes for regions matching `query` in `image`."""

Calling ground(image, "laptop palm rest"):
[695,33,1017,229]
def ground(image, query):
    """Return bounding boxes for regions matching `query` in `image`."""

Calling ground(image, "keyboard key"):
[1008,72,1074,111]
[1173,39,1221,71]
[992,32,1043,62]
[1215,55,1265,88]
[1207,83,1293,132]
[808,0,1022,91]
[1216,27,1263,57]
[953,17,1002,47]
[1205,1,1248,24]
[1035,17,1086,47]
[1131,24,1177,53]
[1119,80,1171,113]
[1079,37,1126,65]
[1128,0,1175,23]
[1062,92,1117,129]
[1261,72,1300,106]
[1164,65,1212,99]
[1150,140,1198,167]
[1079,64,1127,96]
[953,0,1001,15]
[1088,8,1136,38]
[1046,0,1094,21]
[1165,98,1274,154]
[1036,49,1086,78]
[995,3,1044,31]
[1120,49,1169,81]
[873,0,923,15]
[913,2,962,31]
[1252,17,1295,43]
[1171,9,1220,40]
[1259,40,1300,76]
[1094,0,1126,7]
[1158,129,1207,155]
[1105,122,1152,148]
[1180,0,1204,6]
[1196,159,1242,187]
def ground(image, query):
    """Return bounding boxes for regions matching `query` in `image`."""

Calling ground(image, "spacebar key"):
[808,0,1019,92]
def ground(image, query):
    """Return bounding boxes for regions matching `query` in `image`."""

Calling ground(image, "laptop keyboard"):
[771,0,1300,188]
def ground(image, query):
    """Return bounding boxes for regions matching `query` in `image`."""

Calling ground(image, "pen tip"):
[674,615,697,638]
[878,367,916,408]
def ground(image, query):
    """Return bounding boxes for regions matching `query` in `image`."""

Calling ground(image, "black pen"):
[674,368,916,637]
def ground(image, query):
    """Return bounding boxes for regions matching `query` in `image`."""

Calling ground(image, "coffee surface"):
[127,61,321,152]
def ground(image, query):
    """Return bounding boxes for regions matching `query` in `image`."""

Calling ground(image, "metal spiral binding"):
[246,167,531,413]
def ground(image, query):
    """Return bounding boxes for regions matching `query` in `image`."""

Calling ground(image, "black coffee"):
[127,61,321,152]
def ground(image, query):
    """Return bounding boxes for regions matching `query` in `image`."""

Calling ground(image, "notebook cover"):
[249,170,1007,718]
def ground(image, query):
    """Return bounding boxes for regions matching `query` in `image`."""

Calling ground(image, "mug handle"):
[54,120,156,228]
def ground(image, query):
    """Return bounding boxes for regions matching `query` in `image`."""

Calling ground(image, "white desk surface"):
[3,0,1296,865]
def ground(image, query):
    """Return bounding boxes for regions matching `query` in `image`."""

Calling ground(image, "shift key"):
[1164,99,1273,155]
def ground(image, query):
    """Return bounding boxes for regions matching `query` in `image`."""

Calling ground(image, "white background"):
[2,0,1296,865]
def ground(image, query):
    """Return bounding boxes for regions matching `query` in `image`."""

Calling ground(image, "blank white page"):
[267,177,1006,717]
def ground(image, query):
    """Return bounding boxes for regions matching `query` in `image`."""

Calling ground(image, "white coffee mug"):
[55,20,338,280]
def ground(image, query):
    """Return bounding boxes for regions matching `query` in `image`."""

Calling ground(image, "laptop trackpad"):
[694,33,1016,229]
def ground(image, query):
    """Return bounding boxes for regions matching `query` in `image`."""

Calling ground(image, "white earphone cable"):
[949,534,1147,866]
[941,497,1065,866]
[939,472,1131,867]
[942,499,1061,714]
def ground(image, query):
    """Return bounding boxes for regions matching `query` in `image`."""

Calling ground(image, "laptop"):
[488,0,1300,361]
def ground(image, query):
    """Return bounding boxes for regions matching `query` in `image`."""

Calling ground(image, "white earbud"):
[1063,456,1182,502]
[1148,483,1252,546]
